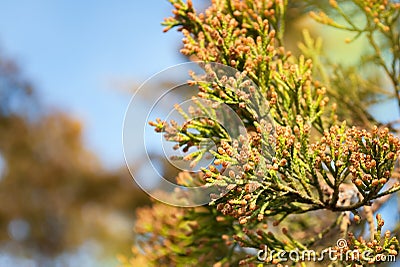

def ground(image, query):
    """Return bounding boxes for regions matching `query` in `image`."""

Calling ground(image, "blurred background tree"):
[0,51,151,265]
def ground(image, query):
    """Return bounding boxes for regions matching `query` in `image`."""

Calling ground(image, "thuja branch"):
[125,1,400,266]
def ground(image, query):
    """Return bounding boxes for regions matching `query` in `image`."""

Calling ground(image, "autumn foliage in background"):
[0,52,150,263]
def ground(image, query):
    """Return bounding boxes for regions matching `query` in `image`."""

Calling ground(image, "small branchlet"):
[335,214,400,265]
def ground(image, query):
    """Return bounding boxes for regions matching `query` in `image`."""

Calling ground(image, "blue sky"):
[0,0,189,168]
